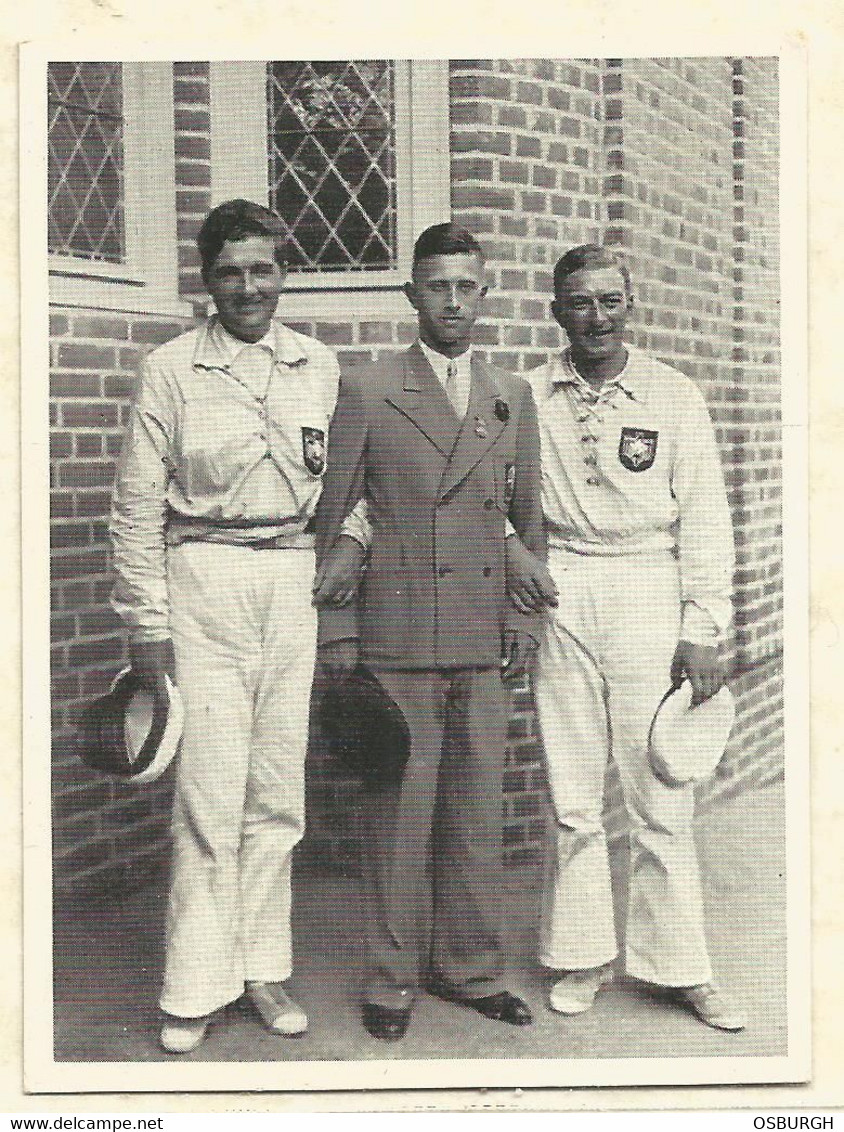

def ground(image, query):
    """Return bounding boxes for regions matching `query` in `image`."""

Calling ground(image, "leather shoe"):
[362,1002,412,1041]
[549,964,614,1015]
[159,1013,211,1054]
[675,983,746,1032]
[245,981,308,1036]
[426,977,532,1026]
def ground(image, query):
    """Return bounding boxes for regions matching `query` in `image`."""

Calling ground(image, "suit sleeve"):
[505,380,547,642]
[313,370,369,646]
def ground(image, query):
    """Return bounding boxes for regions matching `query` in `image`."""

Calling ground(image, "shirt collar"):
[193,315,309,371]
[550,345,646,403]
[417,338,473,377]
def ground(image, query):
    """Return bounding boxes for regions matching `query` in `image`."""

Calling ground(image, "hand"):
[506,537,558,614]
[319,638,360,681]
[501,629,538,683]
[312,536,367,607]
[670,640,725,707]
[129,638,177,695]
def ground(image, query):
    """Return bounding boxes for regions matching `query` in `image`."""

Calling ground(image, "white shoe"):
[549,965,614,1015]
[246,981,308,1036]
[677,983,746,1032]
[159,1014,210,1054]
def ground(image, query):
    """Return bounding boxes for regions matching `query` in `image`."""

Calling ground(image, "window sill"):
[49,271,195,319]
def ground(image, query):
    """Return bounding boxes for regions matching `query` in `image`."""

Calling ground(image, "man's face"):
[551,265,632,368]
[405,253,487,355]
[204,235,286,343]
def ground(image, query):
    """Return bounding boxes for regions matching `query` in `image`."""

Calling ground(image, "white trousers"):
[159,542,317,1018]
[535,548,712,987]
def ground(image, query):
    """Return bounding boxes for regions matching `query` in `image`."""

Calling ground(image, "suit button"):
[586,475,600,486]
[483,566,492,577]
[438,566,453,577]
[484,499,494,510]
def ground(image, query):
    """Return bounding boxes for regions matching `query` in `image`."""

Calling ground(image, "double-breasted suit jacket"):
[314,341,546,1010]
[316,342,545,666]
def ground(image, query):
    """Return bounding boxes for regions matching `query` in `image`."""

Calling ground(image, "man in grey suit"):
[314,223,545,1040]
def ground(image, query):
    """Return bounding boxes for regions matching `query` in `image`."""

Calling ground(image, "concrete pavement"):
[53,780,787,1063]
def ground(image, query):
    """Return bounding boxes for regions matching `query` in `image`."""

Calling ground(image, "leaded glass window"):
[267,61,397,272]
[48,62,125,263]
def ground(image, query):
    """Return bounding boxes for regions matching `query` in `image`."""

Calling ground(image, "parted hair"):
[412,222,485,269]
[197,199,288,278]
[553,244,631,297]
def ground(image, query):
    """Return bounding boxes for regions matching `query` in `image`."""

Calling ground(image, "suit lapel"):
[384,343,462,458]
[437,355,508,500]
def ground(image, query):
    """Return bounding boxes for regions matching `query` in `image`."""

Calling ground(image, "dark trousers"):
[362,666,510,1009]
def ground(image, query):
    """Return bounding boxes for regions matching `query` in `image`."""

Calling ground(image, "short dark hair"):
[412,222,485,269]
[553,244,631,297]
[197,199,287,278]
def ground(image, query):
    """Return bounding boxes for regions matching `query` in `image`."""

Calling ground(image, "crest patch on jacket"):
[618,427,658,472]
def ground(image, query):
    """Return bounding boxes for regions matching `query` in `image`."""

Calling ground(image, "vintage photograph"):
[23,52,806,1092]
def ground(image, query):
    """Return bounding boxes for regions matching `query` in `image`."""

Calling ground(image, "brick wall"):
[50,308,195,893]
[173,61,212,298]
[49,57,782,895]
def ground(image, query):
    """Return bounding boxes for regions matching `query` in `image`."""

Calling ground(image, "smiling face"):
[204,235,286,343]
[405,252,487,357]
[551,265,632,377]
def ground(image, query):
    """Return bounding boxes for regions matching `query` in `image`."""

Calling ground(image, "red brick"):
[50,432,73,459]
[520,191,547,214]
[451,130,512,156]
[50,548,110,579]
[50,491,74,520]
[50,372,102,398]
[452,186,516,211]
[130,320,185,345]
[71,316,130,340]
[359,322,393,345]
[50,313,70,336]
[75,490,114,517]
[57,461,116,489]
[532,165,557,189]
[498,106,528,130]
[50,522,91,550]
[174,61,209,79]
[449,101,494,126]
[499,161,529,185]
[60,403,119,429]
[547,87,571,111]
[56,343,116,370]
[316,323,354,346]
[174,107,210,132]
[77,607,122,638]
[68,635,125,668]
[75,434,103,457]
[452,156,495,181]
[515,80,544,105]
[176,189,211,213]
[449,73,511,101]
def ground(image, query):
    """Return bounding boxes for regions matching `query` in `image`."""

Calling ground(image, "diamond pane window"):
[48,62,125,263]
[268,61,397,272]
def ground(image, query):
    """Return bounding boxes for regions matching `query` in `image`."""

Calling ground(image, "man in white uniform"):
[507,245,744,1030]
[110,199,366,1053]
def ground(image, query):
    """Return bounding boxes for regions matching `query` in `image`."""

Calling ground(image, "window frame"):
[46,61,190,317]
[208,59,450,317]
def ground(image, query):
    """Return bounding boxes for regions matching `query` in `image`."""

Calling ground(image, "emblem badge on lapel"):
[494,398,509,422]
[504,463,516,505]
[302,427,326,475]
[618,427,658,472]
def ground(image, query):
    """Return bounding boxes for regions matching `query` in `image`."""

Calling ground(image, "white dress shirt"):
[525,345,735,642]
